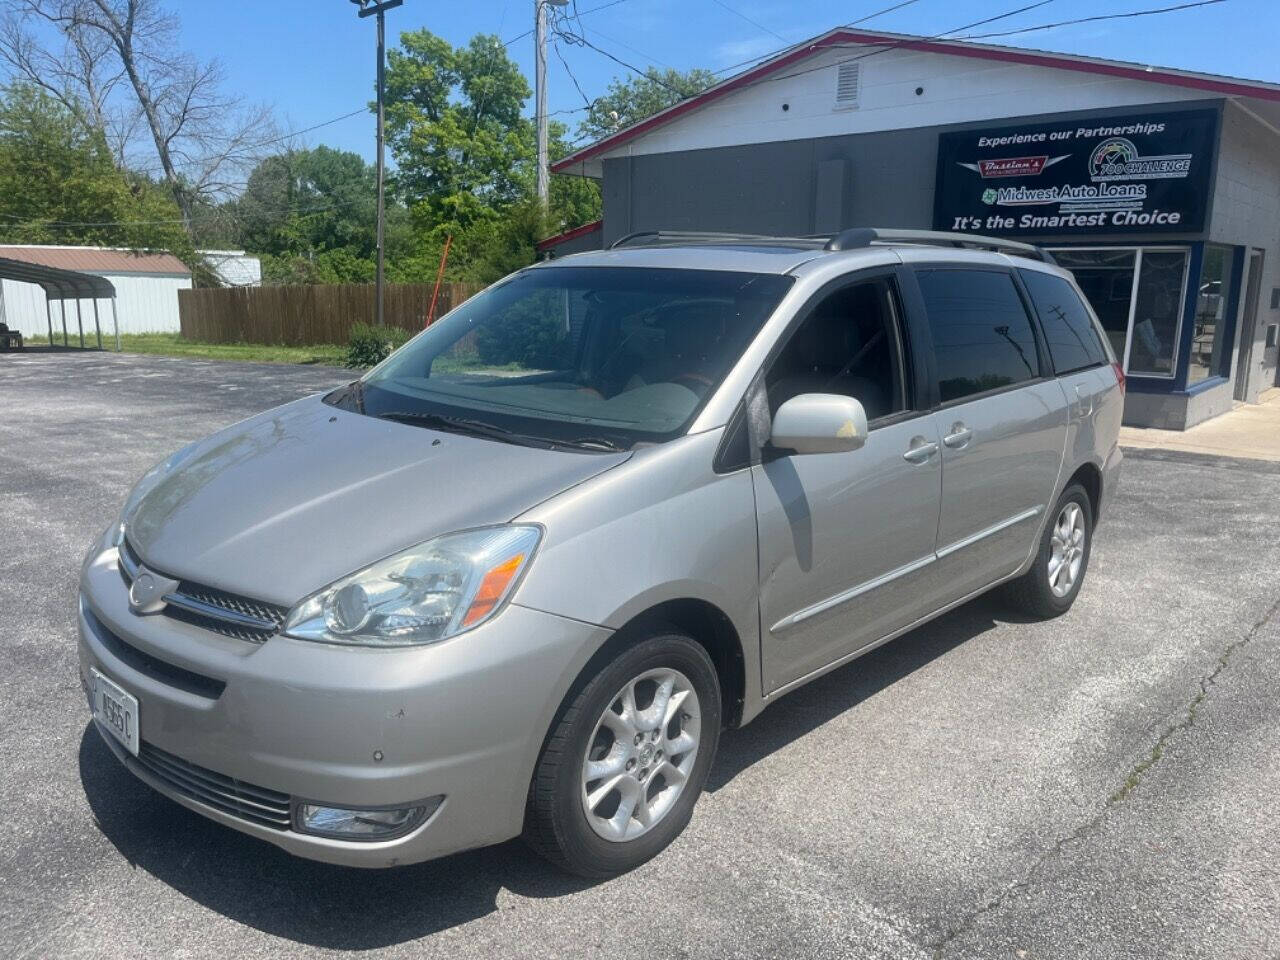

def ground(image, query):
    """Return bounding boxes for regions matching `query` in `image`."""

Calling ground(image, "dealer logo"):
[959,154,1069,179]
[1089,137,1192,182]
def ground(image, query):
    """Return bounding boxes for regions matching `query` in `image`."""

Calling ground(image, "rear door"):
[1018,266,1125,497]
[908,266,1069,602]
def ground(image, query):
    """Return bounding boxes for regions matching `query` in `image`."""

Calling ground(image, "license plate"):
[91,667,139,756]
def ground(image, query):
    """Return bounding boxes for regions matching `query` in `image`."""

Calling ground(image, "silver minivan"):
[79,229,1123,877]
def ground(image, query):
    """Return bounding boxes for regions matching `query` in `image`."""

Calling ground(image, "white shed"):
[0,245,192,338]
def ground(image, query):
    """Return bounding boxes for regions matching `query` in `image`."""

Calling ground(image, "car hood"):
[124,394,630,606]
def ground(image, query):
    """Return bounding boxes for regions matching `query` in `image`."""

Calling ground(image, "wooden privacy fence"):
[178,282,485,345]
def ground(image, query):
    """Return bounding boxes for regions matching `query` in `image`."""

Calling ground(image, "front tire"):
[524,629,721,877]
[1005,482,1094,618]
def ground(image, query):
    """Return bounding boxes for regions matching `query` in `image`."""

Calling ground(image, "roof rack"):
[608,230,822,250]
[822,227,1056,263]
[606,227,1055,263]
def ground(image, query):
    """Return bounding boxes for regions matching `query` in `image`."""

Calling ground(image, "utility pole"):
[352,0,403,326]
[535,0,569,205]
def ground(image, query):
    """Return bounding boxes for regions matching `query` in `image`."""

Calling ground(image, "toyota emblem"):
[129,573,158,607]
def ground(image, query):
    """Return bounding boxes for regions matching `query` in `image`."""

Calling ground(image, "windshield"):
[340,266,793,449]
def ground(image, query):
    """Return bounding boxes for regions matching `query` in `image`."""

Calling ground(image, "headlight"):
[283,525,542,646]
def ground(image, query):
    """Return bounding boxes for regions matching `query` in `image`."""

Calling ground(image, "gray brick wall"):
[1210,102,1280,400]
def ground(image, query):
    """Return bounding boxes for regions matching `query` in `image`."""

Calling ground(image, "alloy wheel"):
[1048,501,1086,597]
[580,667,702,842]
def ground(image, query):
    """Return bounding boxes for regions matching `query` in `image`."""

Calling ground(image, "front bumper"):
[77,544,610,867]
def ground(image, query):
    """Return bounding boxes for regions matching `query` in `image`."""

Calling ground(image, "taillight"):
[1112,362,1126,393]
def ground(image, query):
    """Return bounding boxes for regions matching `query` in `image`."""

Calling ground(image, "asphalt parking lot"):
[3,350,1279,959]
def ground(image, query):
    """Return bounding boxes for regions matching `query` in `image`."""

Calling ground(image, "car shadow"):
[79,591,1010,949]
[706,592,1010,792]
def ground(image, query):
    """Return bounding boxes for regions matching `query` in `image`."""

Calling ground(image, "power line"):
[709,0,934,77]
[551,19,685,94]
[723,0,1061,88]
[0,194,374,229]
[502,0,636,47]
[847,0,927,28]
[118,108,371,178]
[956,0,1229,41]
[552,37,597,115]
[710,0,1228,85]
[707,0,789,43]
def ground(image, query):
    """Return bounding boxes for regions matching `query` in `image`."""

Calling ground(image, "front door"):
[911,267,1069,601]
[753,274,945,694]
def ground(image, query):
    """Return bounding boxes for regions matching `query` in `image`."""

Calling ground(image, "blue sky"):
[167,0,1279,163]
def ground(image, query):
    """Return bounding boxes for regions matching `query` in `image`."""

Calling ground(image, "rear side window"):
[1018,269,1109,374]
[915,269,1040,404]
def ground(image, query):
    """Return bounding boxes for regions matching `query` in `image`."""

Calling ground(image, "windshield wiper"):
[377,411,541,447]
[557,436,628,453]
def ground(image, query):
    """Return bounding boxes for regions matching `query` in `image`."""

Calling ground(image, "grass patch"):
[25,332,346,366]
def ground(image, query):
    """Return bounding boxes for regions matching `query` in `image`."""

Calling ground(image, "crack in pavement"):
[928,596,1280,959]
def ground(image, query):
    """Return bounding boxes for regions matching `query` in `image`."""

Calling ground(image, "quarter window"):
[916,269,1040,404]
[1019,269,1109,374]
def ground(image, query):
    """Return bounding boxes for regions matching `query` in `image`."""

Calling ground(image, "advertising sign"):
[933,109,1218,236]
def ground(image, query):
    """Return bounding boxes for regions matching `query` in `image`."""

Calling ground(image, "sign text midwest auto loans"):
[933,109,1218,236]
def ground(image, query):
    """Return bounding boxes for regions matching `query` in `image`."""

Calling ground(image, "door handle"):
[902,439,939,464]
[942,424,973,449]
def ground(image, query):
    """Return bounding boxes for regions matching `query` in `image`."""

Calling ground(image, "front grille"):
[170,582,287,641]
[136,742,292,831]
[85,607,225,700]
[121,537,287,644]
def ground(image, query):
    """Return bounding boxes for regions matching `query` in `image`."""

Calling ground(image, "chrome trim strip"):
[161,593,278,632]
[770,506,1044,634]
[118,543,140,581]
[772,553,936,633]
[935,506,1044,560]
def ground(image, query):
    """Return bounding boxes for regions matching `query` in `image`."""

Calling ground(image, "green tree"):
[0,83,191,255]
[577,67,717,142]
[382,29,603,286]
[233,146,413,285]
[385,30,533,234]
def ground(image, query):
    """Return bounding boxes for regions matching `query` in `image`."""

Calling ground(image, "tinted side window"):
[916,269,1040,404]
[766,278,908,422]
[1019,269,1109,374]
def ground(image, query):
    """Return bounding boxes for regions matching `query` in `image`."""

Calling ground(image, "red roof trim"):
[536,218,603,251]
[552,30,1280,172]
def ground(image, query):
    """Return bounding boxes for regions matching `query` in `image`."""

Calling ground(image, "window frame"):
[760,267,923,427]
[904,264,1052,411]
[713,266,927,473]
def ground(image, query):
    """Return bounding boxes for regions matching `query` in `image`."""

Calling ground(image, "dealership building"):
[543,29,1280,429]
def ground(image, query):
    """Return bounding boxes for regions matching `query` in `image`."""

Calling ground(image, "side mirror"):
[770,393,868,456]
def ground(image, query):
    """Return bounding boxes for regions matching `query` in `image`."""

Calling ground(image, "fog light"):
[295,796,443,841]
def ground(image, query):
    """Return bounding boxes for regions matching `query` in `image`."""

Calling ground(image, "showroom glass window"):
[915,269,1040,403]
[1188,245,1233,384]
[1052,248,1190,378]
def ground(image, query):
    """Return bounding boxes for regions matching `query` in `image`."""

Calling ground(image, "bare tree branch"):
[3,0,276,237]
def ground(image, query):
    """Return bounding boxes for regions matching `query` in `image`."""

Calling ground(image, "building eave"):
[551,28,1280,174]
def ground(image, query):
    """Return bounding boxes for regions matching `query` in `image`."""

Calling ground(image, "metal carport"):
[0,256,119,350]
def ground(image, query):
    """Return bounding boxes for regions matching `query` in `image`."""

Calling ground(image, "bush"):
[345,322,412,368]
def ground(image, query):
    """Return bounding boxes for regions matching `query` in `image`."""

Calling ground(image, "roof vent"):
[834,60,861,110]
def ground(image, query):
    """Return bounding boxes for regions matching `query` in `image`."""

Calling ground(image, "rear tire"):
[524,629,721,878]
[1004,483,1093,619]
